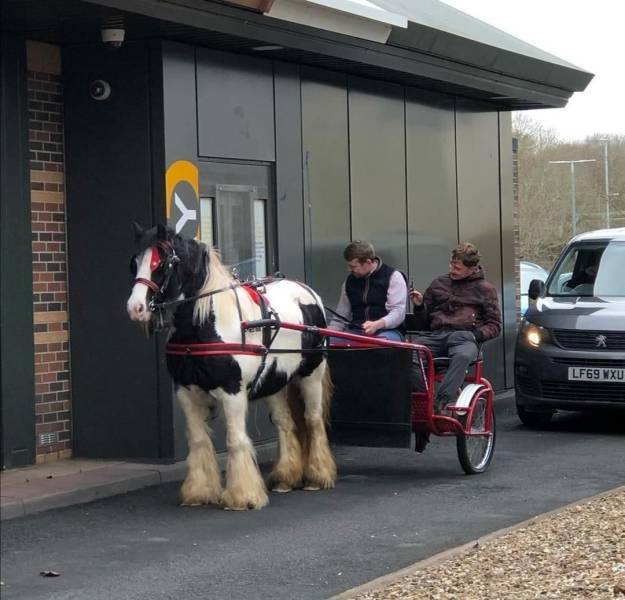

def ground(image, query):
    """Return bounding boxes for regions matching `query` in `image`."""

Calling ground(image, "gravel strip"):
[349,489,625,600]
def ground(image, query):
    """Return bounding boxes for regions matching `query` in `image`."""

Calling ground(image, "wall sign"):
[165,160,199,238]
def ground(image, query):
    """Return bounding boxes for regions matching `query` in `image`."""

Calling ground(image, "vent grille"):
[551,357,625,368]
[552,330,625,351]
[38,432,58,446]
[540,381,625,402]
[517,376,541,397]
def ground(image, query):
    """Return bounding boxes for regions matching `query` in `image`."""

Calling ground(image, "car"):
[520,261,549,316]
[514,228,625,427]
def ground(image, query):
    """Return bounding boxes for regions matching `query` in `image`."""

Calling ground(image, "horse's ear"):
[132,221,144,242]
[156,223,168,241]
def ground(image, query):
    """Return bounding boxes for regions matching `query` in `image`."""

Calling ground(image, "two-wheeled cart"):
[242,318,496,474]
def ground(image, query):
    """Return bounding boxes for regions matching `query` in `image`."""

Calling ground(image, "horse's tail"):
[321,365,333,425]
[286,362,333,463]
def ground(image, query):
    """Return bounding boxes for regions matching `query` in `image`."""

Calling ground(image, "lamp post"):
[599,138,611,227]
[548,159,596,235]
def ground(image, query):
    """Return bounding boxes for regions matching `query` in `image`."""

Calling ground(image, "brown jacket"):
[413,267,501,342]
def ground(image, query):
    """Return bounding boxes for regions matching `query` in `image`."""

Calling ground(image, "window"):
[200,186,268,280]
[547,241,625,297]
[199,162,275,280]
[200,197,214,247]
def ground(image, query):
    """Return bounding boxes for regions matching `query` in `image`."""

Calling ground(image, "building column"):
[27,41,72,463]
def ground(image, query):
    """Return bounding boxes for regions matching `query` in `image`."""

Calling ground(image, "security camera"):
[101,27,125,49]
[89,79,112,101]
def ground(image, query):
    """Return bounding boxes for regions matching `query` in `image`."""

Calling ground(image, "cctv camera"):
[89,80,112,101]
[101,27,125,48]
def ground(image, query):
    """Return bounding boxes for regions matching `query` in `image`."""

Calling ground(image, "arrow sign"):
[174,192,197,234]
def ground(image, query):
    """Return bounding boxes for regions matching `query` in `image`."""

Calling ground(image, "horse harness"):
[134,242,324,395]
[134,240,379,394]
[131,240,180,315]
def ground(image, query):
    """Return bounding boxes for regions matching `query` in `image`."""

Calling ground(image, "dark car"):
[515,228,625,427]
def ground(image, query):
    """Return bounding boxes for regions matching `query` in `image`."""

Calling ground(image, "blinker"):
[150,247,161,272]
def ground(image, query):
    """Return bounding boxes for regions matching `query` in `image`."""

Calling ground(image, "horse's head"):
[126,222,184,323]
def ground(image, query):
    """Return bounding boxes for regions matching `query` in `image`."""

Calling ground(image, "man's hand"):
[409,289,424,306]
[362,319,383,336]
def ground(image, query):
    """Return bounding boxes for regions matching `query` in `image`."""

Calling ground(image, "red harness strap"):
[133,277,160,293]
[241,284,268,307]
[166,342,267,357]
[165,284,272,358]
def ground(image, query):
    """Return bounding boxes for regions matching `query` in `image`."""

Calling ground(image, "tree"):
[513,115,624,269]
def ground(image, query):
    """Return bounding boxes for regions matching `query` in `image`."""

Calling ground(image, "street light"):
[548,159,596,235]
[600,138,611,227]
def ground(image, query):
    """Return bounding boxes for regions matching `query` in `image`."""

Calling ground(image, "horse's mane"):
[193,246,257,326]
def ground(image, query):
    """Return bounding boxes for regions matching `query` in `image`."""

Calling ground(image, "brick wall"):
[27,42,72,463]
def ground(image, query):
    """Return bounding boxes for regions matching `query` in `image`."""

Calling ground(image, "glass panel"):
[254,199,267,278]
[548,242,608,296]
[215,184,268,280]
[594,242,625,296]
[200,197,214,246]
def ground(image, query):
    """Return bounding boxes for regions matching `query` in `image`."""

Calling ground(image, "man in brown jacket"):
[410,243,501,414]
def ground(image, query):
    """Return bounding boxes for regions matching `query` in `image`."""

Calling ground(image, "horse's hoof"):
[222,489,269,510]
[303,484,321,491]
[180,491,221,506]
[271,482,293,493]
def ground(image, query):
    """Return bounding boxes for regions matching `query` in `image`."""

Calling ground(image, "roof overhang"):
[0,0,593,109]
[265,0,407,44]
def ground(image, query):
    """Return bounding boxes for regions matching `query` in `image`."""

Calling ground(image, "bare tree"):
[513,116,624,269]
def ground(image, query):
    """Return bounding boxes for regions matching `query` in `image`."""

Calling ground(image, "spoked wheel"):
[456,393,495,474]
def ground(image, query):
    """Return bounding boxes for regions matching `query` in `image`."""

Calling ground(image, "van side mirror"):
[528,279,545,300]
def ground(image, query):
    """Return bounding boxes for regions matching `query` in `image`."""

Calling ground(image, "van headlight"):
[521,321,550,348]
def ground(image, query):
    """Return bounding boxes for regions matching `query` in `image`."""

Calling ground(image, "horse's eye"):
[150,247,161,272]
[130,255,138,277]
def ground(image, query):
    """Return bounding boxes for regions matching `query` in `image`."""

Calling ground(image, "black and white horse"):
[126,224,336,510]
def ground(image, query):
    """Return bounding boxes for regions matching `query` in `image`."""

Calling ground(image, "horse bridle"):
[132,240,180,310]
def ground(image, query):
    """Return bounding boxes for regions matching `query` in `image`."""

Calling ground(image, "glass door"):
[199,161,275,281]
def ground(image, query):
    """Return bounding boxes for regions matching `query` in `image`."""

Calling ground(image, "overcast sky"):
[439,0,624,142]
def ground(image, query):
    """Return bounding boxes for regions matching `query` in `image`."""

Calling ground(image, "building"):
[0,0,592,468]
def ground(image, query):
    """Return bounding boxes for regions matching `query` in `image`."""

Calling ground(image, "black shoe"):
[414,431,430,453]
[435,396,451,414]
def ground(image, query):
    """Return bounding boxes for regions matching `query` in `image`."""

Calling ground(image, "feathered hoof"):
[180,490,222,507]
[271,482,293,493]
[221,487,269,510]
[304,464,337,491]
[303,478,335,491]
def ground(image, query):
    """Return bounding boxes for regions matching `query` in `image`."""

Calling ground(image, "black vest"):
[345,260,395,326]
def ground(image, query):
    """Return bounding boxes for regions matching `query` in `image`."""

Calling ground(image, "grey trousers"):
[411,330,479,402]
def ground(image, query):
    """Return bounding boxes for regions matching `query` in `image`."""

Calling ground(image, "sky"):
[439,0,625,142]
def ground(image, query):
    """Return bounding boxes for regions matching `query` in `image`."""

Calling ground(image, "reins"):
[133,241,371,367]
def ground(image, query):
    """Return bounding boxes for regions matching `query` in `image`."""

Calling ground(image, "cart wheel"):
[456,393,495,474]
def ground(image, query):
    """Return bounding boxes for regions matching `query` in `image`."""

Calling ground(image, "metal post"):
[548,159,596,236]
[602,139,610,228]
[570,162,576,235]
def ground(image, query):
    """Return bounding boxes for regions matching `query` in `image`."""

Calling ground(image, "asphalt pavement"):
[1,395,624,600]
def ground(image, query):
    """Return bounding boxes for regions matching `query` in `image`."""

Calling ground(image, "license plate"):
[568,367,625,382]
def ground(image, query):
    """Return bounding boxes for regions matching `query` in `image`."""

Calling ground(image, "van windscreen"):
[547,241,625,297]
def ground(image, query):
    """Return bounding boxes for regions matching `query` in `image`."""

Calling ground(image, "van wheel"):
[517,403,554,428]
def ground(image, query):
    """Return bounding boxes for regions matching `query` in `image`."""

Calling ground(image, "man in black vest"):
[329,240,407,341]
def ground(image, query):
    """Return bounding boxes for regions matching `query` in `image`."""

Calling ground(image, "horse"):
[126,223,336,510]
